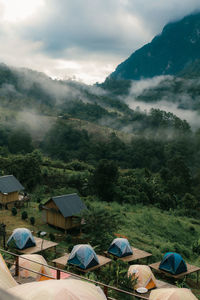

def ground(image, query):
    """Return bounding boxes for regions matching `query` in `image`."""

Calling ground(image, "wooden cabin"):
[0,175,24,208]
[42,194,87,231]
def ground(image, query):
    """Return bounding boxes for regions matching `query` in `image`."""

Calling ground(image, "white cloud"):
[125,76,200,129]
[0,0,200,83]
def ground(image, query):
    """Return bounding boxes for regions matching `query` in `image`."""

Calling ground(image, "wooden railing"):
[0,248,146,300]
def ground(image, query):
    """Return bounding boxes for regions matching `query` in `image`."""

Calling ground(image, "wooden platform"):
[149,261,200,283]
[17,237,58,254]
[132,279,175,300]
[52,253,111,273]
[104,247,152,263]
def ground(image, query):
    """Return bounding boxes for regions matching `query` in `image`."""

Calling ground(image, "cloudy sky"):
[0,0,200,84]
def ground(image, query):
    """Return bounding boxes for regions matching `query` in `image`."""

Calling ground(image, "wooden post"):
[56,269,61,280]
[103,286,108,298]
[15,256,19,277]
[0,223,6,249]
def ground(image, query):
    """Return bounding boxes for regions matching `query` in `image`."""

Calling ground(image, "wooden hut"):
[42,194,87,231]
[0,175,24,208]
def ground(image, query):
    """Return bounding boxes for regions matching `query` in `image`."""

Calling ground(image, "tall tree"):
[92,159,119,201]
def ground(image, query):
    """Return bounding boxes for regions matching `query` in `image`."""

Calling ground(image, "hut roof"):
[0,175,24,194]
[46,194,87,218]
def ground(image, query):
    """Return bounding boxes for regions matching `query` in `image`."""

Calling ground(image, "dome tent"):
[67,244,99,270]
[159,252,187,275]
[7,228,36,250]
[9,278,107,300]
[0,253,18,290]
[128,265,157,290]
[149,288,198,300]
[108,238,133,258]
[10,254,52,281]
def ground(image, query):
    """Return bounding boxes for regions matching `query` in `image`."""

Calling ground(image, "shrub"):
[49,233,55,241]
[192,239,200,255]
[36,197,41,203]
[30,216,35,225]
[38,203,43,211]
[11,207,17,216]
[21,211,28,220]
[66,235,72,244]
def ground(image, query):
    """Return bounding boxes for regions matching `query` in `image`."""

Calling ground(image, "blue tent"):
[108,238,133,258]
[159,252,187,275]
[67,244,99,270]
[7,228,36,250]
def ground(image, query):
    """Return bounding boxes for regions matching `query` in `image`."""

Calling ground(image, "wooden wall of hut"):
[0,192,19,204]
[43,199,81,230]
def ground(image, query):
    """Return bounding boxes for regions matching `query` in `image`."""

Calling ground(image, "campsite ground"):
[0,200,200,298]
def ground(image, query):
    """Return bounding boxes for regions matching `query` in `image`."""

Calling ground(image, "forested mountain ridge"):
[106,12,200,81]
[0,61,199,216]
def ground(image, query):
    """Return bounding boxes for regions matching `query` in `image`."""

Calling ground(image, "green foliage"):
[29,216,35,225]
[21,211,28,220]
[97,260,135,299]
[49,233,55,241]
[192,239,200,255]
[38,203,43,211]
[8,126,33,154]
[81,203,122,252]
[0,150,42,190]
[181,193,198,210]
[65,160,93,171]
[92,159,119,201]
[11,207,17,216]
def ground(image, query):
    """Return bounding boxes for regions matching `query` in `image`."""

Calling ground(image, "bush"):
[49,233,55,241]
[11,207,17,216]
[38,203,43,211]
[36,197,41,203]
[37,230,42,237]
[21,211,28,220]
[30,216,35,225]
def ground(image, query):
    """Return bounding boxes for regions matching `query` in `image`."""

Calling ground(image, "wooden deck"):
[104,247,152,263]
[52,253,111,273]
[149,261,200,283]
[17,237,58,254]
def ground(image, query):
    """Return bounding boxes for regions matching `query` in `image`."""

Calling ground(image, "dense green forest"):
[0,63,199,216]
[0,114,199,215]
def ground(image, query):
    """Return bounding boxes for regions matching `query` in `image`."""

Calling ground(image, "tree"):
[92,159,119,201]
[81,204,122,252]
[182,193,198,210]
[8,127,33,154]
[4,150,42,190]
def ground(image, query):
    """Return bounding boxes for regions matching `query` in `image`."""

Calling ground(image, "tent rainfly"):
[7,228,36,250]
[10,254,52,281]
[9,278,107,300]
[108,238,133,257]
[128,265,157,290]
[0,253,18,290]
[68,244,99,270]
[149,288,198,300]
[159,252,187,275]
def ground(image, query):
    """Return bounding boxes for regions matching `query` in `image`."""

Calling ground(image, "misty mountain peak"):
[107,12,200,81]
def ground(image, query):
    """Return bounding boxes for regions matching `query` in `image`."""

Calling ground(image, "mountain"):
[106,12,200,81]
